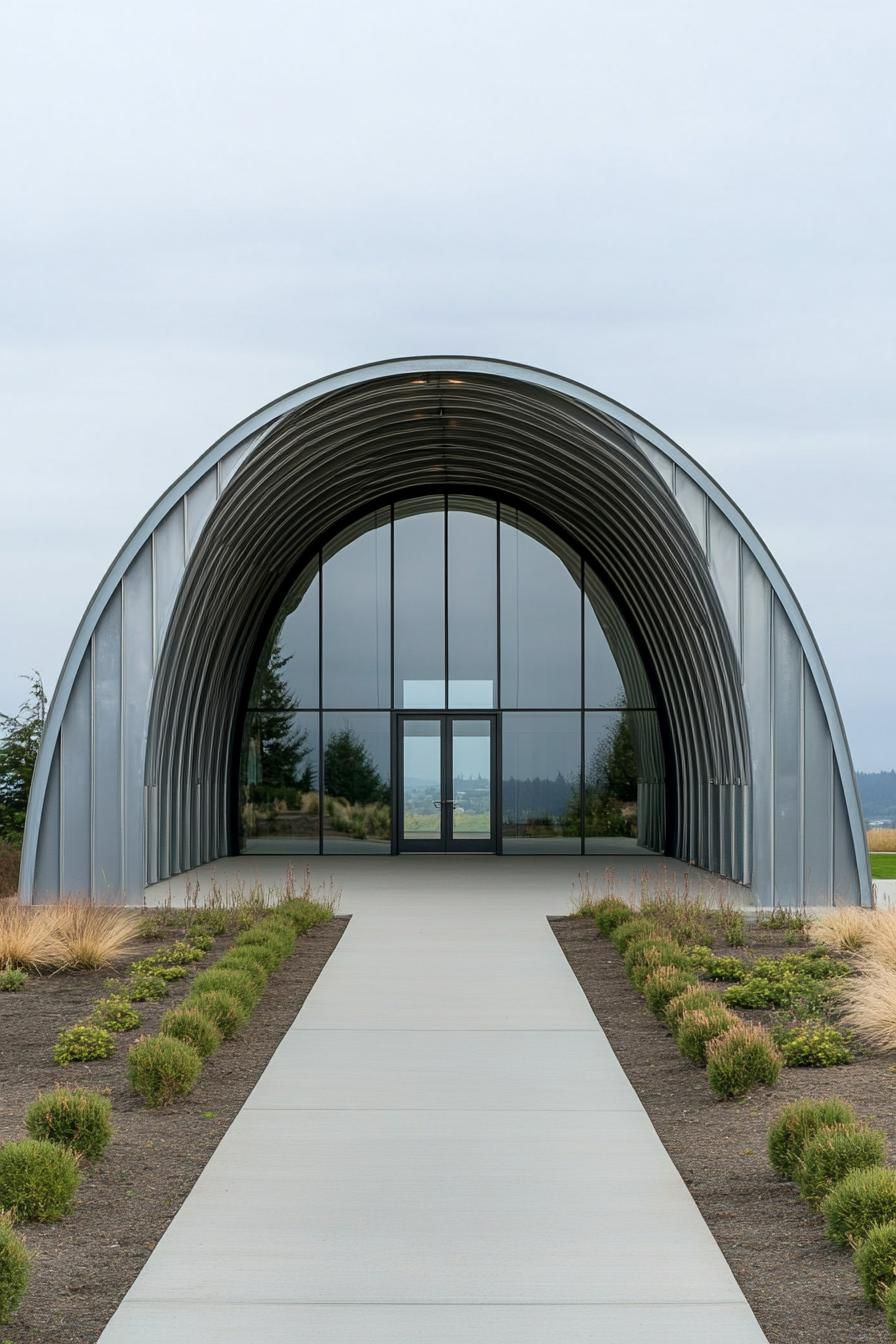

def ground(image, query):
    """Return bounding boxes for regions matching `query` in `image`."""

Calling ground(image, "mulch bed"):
[551,915,896,1344]
[0,915,348,1344]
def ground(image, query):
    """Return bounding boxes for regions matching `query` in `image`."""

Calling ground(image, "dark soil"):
[0,916,348,1344]
[551,916,895,1344]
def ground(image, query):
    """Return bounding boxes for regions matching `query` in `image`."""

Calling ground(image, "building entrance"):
[397,714,496,853]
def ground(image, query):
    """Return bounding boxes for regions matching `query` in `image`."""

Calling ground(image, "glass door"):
[398,715,496,852]
[447,717,494,852]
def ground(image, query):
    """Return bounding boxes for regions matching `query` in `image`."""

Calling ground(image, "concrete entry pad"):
[101,857,768,1342]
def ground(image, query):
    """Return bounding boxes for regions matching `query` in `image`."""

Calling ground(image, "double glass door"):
[398,715,496,852]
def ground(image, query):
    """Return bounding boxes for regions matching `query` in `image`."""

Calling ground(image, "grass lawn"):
[870,852,896,879]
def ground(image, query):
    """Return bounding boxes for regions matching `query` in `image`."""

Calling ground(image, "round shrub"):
[884,1280,896,1332]
[222,938,279,973]
[592,897,633,936]
[822,1166,896,1247]
[186,989,246,1039]
[236,922,294,963]
[91,994,142,1033]
[128,1035,202,1107]
[125,970,170,1001]
[159,1005,221,1058]
[797,1124,886,1203]
[277,897,332,933]
[609,917,658,954]
[190,967,258,1013]
[689,950,748,982]
[0,968,28,992]
[705,1022,783,1100]
[0,1213,29,1322]
[768,1097,858,1179]
[0,1139,80,1221]
[53,1023,115,1065]
[676,1005,739,1065]
[215,951,268,994]
[776,1023,852,1068]
[855,1220,896,1306]
[643,965,698,1020]
[624,938,690,990]
[665,984,725,1030]
[25,1087,112,1161]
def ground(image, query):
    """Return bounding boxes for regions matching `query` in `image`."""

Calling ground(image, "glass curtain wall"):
[238,496,664,854]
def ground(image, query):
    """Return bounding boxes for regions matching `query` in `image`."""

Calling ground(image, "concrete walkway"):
[100,857,768,1342]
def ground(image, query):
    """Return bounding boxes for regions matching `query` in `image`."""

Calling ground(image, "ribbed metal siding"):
[19,359,869,907]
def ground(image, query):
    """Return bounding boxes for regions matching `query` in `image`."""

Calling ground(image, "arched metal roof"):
[20,357,871,906]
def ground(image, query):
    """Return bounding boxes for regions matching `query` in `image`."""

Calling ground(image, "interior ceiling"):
[146,372,750,883]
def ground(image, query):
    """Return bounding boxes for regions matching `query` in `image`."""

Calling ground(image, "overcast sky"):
[1,0,893,770]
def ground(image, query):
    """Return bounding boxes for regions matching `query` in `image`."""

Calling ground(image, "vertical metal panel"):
[218,445,249,491]
[152,501,185,661]
[833,775,861,905]
[803,672,834,904]
[673,467,708,553]
[92,589,123,899]
[740,548,773,904]
[33,739,61,901]
[707,505,741,662]
[185,468,219,555]
[122,541,154,895]
[634,435,675,489]
[60,650,92,895]
[772,598,802,906]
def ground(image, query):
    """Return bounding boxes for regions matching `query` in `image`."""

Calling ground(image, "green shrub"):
[53,1024,115,1065]
[277,896,333,933]
[223,938,279,973]
[884,1280,896,1332]
[797,1124,886,1203]
[128,1035,202,1107]
[185,930,214,952]
[609,917,658,954]
[236,920,295,963]
[0,1213,29,1322]
[855,1221,896,1307]
[190,967,258,1013]
[689,949,747,981]
[705,1022,782,1099]
[91,994,141,1033]
[676,1005,739,1065]
[591,897,633,936]
[186,908,232,937]
[215,950,268,992]
[152,940,205,964]
[776,1023,852,1067]
[0,1139,80,1221]
[186,989,246,1039]
[768,1098,858,1179]
[0,968,27,992]
[718,907,746,947]
[640,897,714,946]
[822,1166,896,1247]
[124,971,170,1001]
[665,984,725,1030]
[624,938,690,990]
[159,1005,221,1058]
[643,965,698,1020]
[129,957,189,982]
[25,1087,112,1161]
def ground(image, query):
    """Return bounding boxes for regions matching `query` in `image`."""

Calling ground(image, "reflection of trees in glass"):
[324,728,391,841]
[584,715,637,837]
[241,637,315,838]
[324,729,389,805]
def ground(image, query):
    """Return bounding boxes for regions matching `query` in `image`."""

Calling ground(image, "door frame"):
[394,712,498,854]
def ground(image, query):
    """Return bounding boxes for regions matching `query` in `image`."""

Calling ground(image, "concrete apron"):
[100,856,769,1343]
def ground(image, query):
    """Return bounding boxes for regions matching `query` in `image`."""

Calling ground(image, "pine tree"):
[0,673,46,843]
[324,728,388,805]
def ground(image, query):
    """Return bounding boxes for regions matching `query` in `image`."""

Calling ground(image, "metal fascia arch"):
[19,357,871,906]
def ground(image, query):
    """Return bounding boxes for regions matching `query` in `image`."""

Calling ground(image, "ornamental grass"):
[767,1097,858,1180]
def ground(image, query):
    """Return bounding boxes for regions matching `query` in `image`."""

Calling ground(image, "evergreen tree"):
[247,635,313,795]
[0,673,46,843]
[324,728,388,805]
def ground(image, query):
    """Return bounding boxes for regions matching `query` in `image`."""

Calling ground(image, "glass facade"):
[238,496,664,854]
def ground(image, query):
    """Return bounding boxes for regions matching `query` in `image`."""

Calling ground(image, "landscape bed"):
[0,906,347,1344]
[552,912,896,1344]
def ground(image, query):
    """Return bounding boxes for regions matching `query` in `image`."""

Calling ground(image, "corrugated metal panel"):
[33,739,61,897]
[19,358,870,908]
[92,588,122,899]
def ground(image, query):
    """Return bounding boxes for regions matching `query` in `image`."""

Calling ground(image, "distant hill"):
[857,771,896,825]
